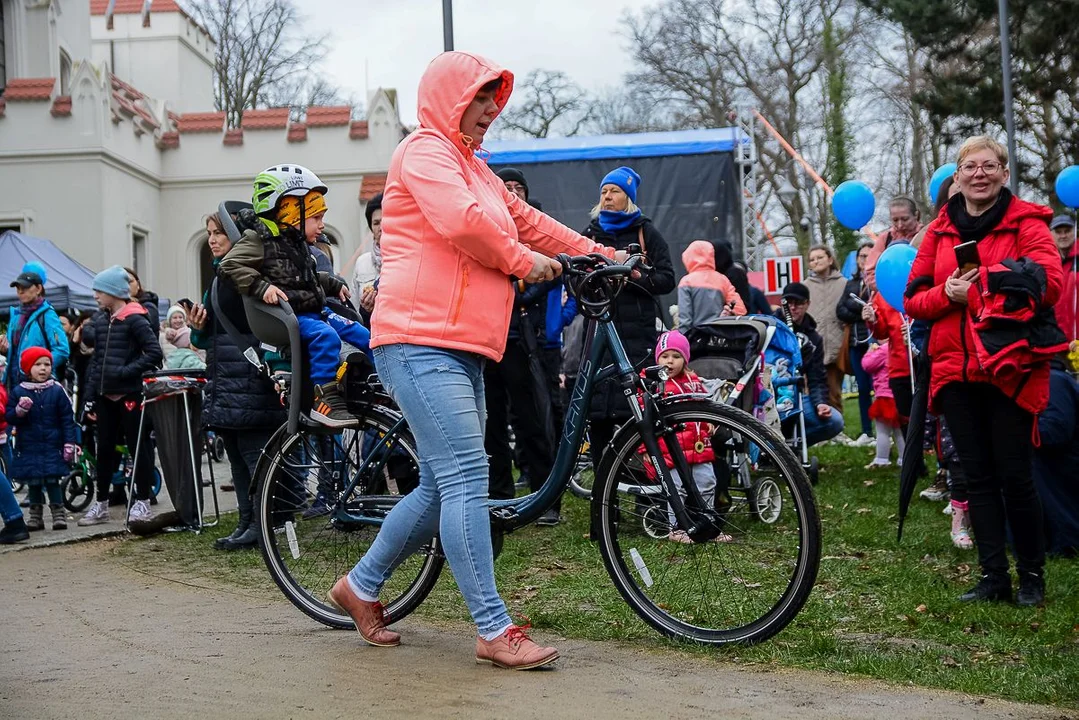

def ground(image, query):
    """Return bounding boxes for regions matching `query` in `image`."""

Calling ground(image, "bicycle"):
[256,250,821,645]
[63,444,163,512]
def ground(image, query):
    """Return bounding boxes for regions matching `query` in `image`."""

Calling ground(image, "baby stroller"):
[685,315,820,488]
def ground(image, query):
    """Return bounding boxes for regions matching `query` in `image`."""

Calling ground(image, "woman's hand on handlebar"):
[263,284,289,305]
[524,251,563,284]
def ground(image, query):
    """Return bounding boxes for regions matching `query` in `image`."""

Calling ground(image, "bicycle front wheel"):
[63,469,94,512]
[595,399,820,645]
[259,408,444,629]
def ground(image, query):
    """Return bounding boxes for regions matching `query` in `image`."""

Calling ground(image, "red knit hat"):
[20,347,53,376]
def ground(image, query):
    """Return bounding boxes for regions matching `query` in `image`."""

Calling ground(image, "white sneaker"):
[77,501,111,526]
[129,500,153,523]
[853,433,875,447]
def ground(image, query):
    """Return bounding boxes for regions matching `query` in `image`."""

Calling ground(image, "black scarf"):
[947,187,1013,245]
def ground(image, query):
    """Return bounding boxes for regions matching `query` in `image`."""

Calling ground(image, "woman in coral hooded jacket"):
[330,52,612,669]
[905,136,1063,607]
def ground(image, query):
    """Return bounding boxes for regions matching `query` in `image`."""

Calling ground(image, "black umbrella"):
[897,350,931,541]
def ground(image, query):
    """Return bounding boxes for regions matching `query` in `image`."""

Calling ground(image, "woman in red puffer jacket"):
[905,136,1063,607]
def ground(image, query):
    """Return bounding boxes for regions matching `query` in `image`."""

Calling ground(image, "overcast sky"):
[311,0,645,124]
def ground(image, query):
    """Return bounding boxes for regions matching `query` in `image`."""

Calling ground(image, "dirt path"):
[1,542,1069,720]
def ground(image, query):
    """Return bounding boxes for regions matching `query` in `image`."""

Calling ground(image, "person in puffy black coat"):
[190,212,287,550]
[124,267,160,331]
[581,167,676,473]
[79,266,163,528]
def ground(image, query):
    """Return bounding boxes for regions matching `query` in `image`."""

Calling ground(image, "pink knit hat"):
[655,330,691,363]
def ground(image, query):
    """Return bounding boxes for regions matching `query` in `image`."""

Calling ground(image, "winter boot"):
[50,504,67,530]
[224,517,260,550]
[310,382,356,428]
[27,504,45,532]
[0,517,30,544]
[215,508,251,550]
[1016,571,1045,607]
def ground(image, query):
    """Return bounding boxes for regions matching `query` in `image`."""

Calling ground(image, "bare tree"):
[498,69,593,138]
[585,87,675,135]
[188,0,338,127]
[625,0,860,254]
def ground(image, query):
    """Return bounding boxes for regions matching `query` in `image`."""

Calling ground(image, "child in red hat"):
[4,348,78,531]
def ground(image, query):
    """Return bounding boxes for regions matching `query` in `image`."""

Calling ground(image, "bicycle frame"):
[335,312,723,540]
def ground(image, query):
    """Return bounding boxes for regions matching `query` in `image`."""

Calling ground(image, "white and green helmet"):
[252,164,329,216]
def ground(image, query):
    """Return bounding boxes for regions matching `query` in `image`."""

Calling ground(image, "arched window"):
[59,49,72,95]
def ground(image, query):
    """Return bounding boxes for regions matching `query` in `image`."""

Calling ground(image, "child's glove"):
[63,443,78,463]
[15,396,33,417]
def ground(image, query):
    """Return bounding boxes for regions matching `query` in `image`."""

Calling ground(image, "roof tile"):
[349,120,369,140]
[157,131,180,150]
[176,111,226,133]
[51,96,73,117]
[359,174,387,202]
[242,108,290,130]
[306,106,351,127]
[91,0,183,14]
[4,78,56,101]
[223,128,244,146]
[287,122,308,143]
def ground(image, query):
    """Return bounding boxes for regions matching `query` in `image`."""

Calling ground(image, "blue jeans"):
[296,309,372,384]
[849,344,873,437]
[348,343,511,635]
[0,461,21,524]
[801,394,844,447]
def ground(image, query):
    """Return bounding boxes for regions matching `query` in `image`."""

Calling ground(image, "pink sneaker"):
[476,625,559,670]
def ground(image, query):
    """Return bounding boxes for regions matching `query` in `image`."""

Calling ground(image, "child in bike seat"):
[5,348,77,532]
[220,164,371,428]
[647,330,732,544]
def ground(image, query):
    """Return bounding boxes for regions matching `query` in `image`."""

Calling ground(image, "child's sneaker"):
[310,382,356,428]
[129,499,153,523]
[668,530,693,544]
[77,500,110,526]
[919,471,950,502]
[864,459,892,470]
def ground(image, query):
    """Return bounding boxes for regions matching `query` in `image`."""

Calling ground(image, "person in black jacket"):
[124,267,160,331]
[190,213,287,550]
[835,240,875,442]
[77,265,163,527]
[581,166,676,474]
[775,283,844,446]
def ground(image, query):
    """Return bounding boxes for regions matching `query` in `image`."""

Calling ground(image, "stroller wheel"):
[640,502,669,539]
[806,457,820,486]
[750,477,783,524]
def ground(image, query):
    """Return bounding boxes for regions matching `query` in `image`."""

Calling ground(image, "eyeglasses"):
[958,161,1003,177]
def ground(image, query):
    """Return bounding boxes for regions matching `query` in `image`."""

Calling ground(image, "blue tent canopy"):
[0,231,98,312]
[483,127,745,165]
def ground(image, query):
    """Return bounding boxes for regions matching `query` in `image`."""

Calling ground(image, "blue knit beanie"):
[600,166,642,204]
[93,265,132,300]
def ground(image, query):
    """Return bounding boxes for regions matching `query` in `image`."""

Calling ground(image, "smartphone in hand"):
[954,240,981,274]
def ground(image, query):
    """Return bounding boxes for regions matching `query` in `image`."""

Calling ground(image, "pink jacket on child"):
[860,342,893,399]
[371,52,610,362]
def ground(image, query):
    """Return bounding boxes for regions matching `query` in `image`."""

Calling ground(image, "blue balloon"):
[875,242,917,314]
[928,163,957,204]
[22,260,48,285]
[1055,165,1079,208]
[831,180,876,230]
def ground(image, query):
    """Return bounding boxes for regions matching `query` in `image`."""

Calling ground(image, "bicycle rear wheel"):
[259,408,444,629]
[595,399,820,645]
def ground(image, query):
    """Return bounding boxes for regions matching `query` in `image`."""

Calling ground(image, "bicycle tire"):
[595,398,821,645]
[63,469,95,513]
[259,406,445,629]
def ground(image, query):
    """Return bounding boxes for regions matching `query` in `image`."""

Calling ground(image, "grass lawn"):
[111,402,1079,709]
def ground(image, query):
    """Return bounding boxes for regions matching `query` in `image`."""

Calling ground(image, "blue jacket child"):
[5,347,77,530]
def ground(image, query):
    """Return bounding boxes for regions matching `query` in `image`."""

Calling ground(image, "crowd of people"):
[1,51,1078,668]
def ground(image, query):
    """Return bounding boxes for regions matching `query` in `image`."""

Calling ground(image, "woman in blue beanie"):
[581,166,675,477]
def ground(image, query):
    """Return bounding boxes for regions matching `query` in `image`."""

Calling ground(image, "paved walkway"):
[2,456,238,554]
